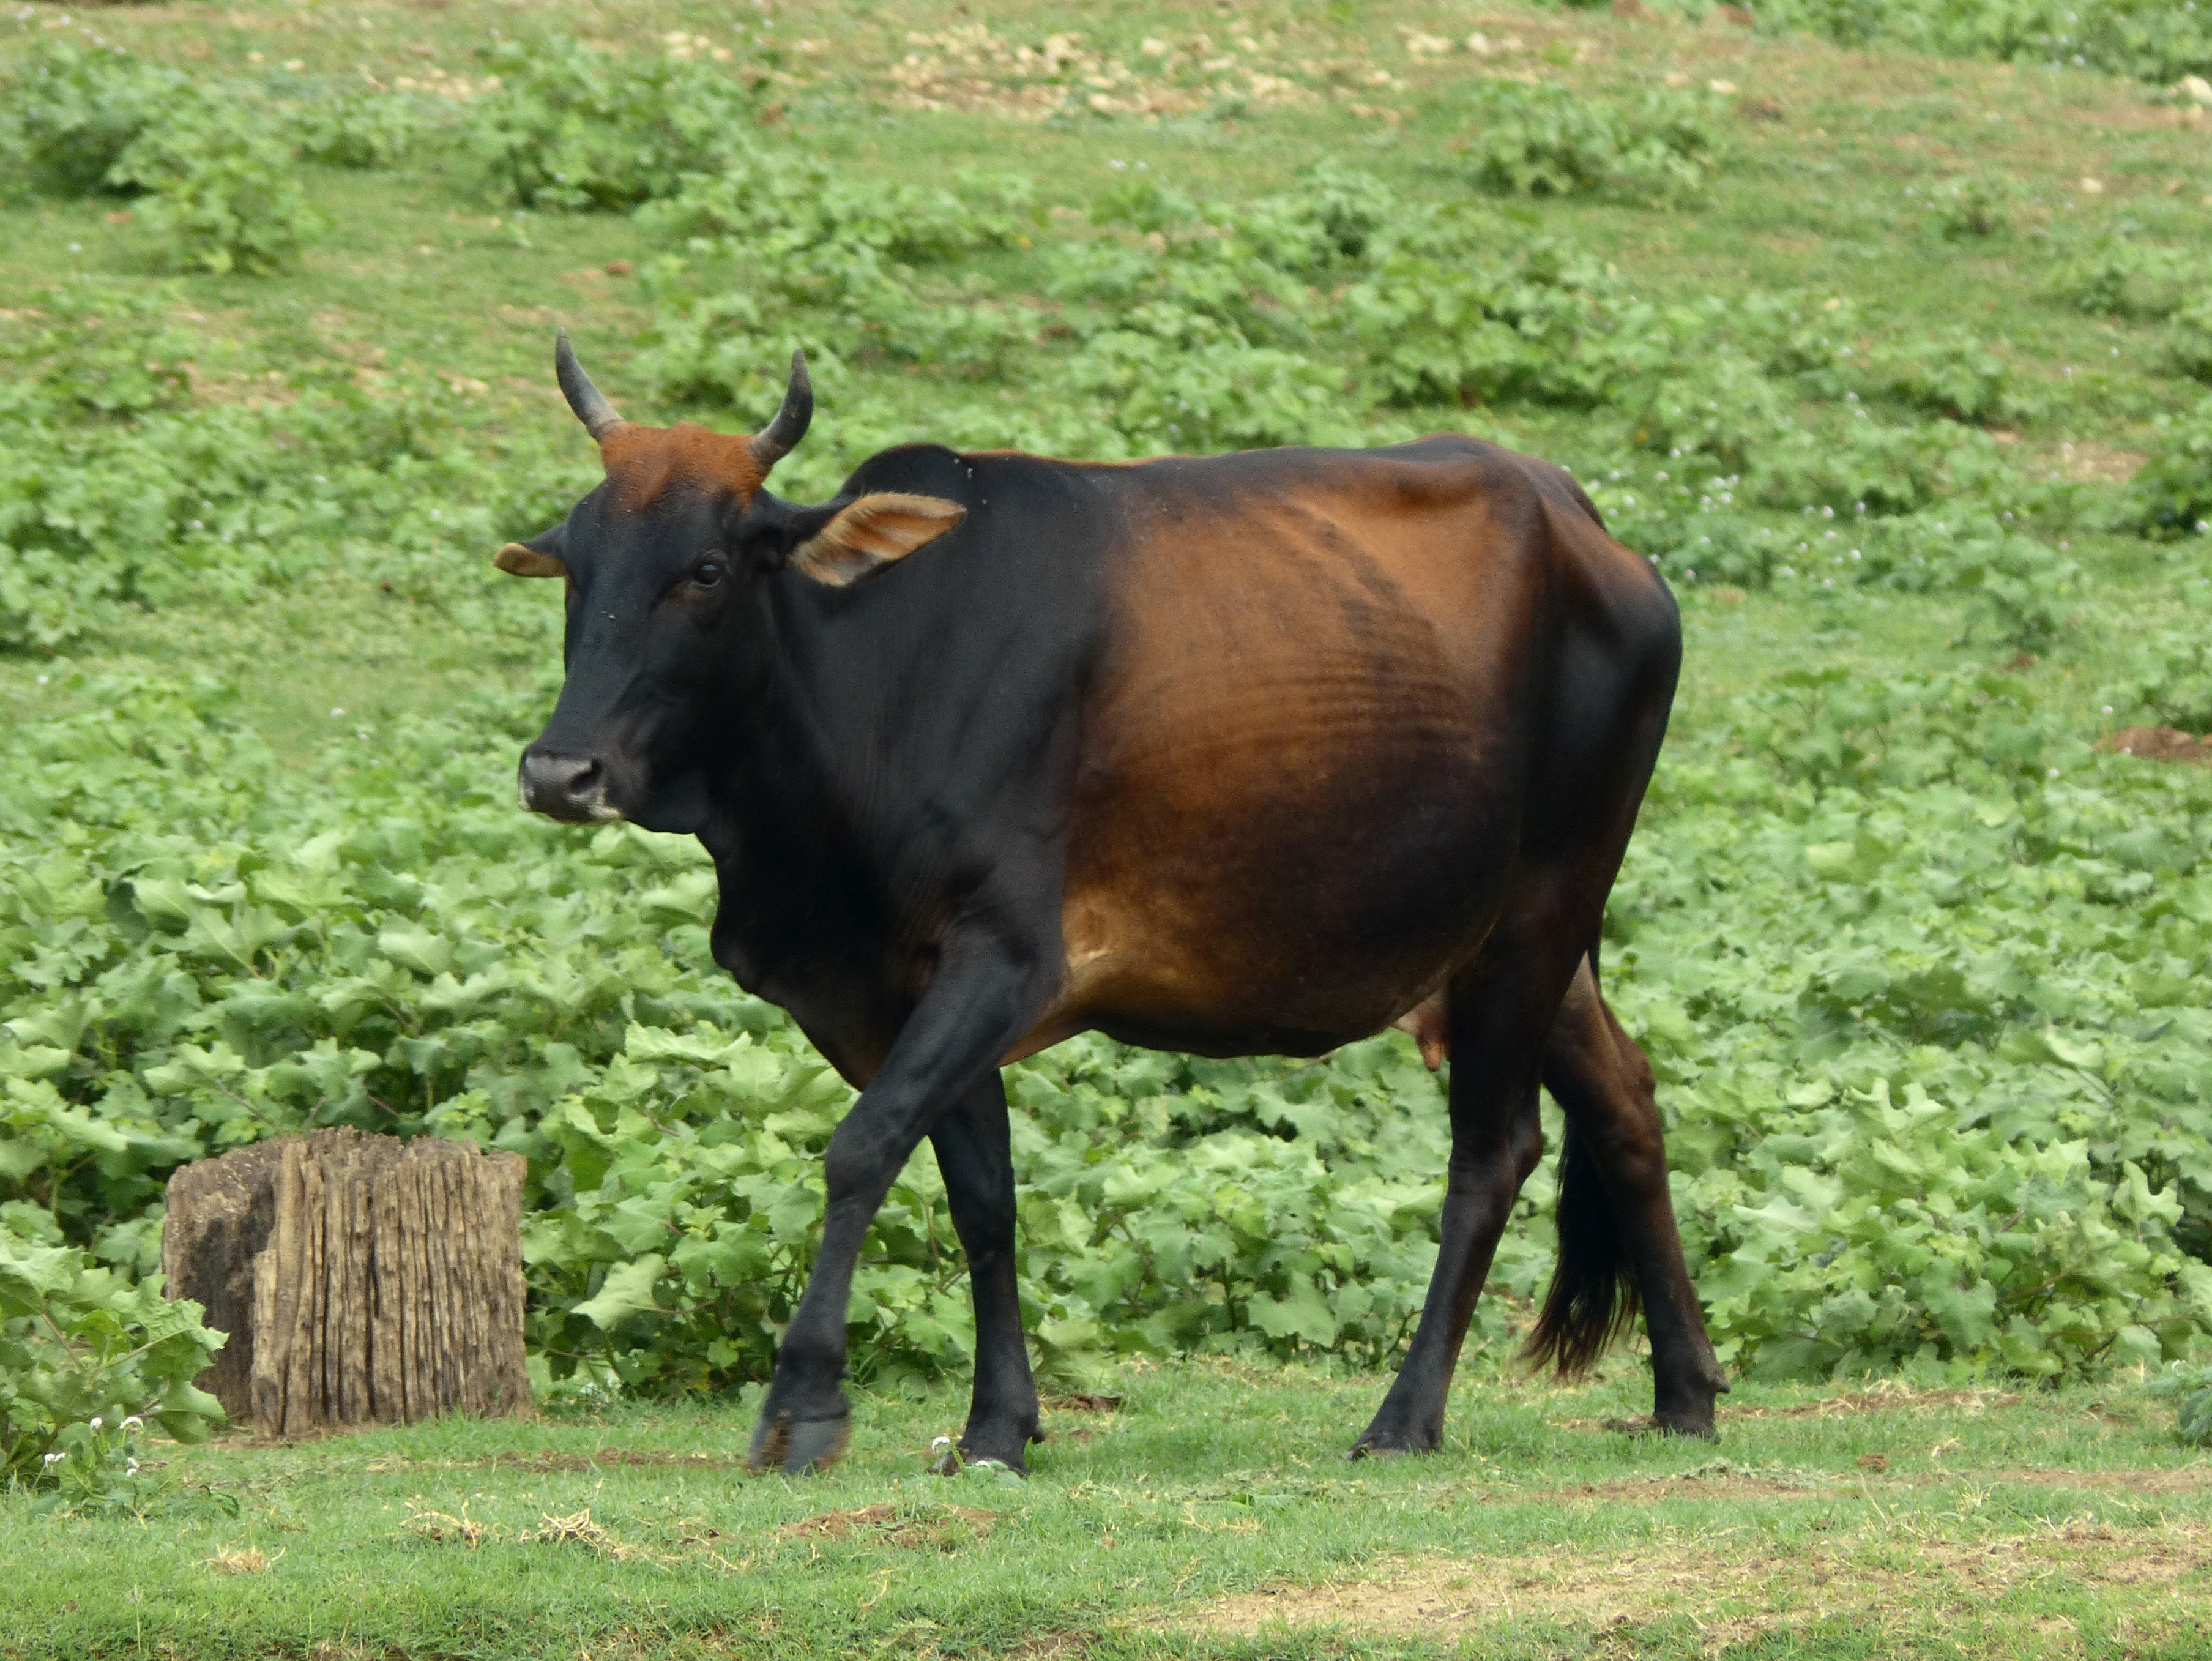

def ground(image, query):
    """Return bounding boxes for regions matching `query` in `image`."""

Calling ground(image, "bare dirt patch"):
[2052,441,2150,483]
[1729,1385,2026,1420]
[1974,1466,2212,1496]
[1481,1469,1828,1507]
[2101,726,2212,764]
[781,1503,898,1540]
[1551,1384,2022,1435]
[1184,1519,2212,1638]
[1045,1393,1125,1413]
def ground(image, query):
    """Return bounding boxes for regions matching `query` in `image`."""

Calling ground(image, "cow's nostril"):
[519,751,605,820]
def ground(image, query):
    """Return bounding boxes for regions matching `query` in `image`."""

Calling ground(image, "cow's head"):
[497,332,964,832]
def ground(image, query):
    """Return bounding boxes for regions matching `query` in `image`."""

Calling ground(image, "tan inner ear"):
[793,493,966,588]
[494,542,567,578]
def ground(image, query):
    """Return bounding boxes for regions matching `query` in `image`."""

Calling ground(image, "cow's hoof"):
[746,1412,851,1475]
[1347,1420,1440,1461]
[956,1424,1040,1476]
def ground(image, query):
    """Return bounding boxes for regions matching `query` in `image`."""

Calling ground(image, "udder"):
[1391,991,1450,1070]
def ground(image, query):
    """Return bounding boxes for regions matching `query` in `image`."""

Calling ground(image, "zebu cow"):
[496,334,1726,1474]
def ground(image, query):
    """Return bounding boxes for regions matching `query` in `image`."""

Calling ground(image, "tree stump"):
[162,1129,532,1437]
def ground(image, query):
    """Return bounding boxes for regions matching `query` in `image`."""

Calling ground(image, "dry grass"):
[536,1507,659,1562]
[401,1501,490,1549]
[779,1502,999,1551]
[1183,1518,2212,1640]
[204,1543,277,1575]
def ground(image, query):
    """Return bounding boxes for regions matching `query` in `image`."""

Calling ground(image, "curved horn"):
[554,327,625,442]
[747,349,813,471]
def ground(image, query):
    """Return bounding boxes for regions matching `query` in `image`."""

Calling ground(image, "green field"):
[9,1367,2212,1659]
[4,0,2212,1652]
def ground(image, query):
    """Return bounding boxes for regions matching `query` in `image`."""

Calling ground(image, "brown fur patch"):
[600,423,764,512]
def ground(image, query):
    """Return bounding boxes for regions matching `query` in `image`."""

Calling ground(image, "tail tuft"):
[1521,1125,1639,1377]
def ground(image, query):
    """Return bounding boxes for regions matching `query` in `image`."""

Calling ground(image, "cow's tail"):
[1521,946,1640,1377]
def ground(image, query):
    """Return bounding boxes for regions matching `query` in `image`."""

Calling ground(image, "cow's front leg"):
[747,942,1047,1476]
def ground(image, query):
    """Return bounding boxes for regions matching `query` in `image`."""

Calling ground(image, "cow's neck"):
[693,579,929,1017]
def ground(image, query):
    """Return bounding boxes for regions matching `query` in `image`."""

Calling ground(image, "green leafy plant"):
[1874,330,2026,425]
[7,648,2211,1397]
[2126,396,2212,538]
[1627,0,2212,84]
[290,86,441,171]
[2179,1371,2212,1446]
[1,40,190,195]
[0,1219,226,1508]
[2098,613,2212,734]
[1927,174,2013,239]
[108,107,322,275]
[1453,80,1725,203]
[2165,292,2212,384]
[469,34,769,211]
[1951,530,2084,654]
[0,279,196,418]
[2046,232,2196,321]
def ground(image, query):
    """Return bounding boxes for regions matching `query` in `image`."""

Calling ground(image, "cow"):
[496,332,1727,1476]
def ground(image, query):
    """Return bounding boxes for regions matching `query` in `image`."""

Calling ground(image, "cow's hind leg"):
[1349,942,1568,1458]
[929,1072,1042,1472]
[1528,957,1727,1435]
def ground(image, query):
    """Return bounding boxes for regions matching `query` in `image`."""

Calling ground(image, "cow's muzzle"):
[518,749,625,823]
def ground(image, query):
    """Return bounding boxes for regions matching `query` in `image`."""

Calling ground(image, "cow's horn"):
[554,328,624,442]
[748,350,813,470]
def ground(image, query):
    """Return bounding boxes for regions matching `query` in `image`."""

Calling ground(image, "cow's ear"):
[494,523,567,578]
[791,493,965,588]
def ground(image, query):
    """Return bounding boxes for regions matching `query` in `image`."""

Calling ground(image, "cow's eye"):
[691,559,727,590]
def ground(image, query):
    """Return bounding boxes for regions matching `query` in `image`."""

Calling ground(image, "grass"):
[3,1365,2208,1659]
[7,0,2212,1653]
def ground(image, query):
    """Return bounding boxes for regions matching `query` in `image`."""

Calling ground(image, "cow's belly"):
[1032,643,1526,1059]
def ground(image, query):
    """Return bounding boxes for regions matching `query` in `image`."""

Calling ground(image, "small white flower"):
[121,1416,143,1431]
[2047,767,2060,778]
[43,1451,64,1467]
[89,1416,102,1430]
